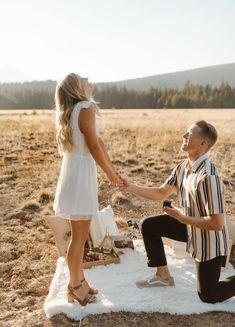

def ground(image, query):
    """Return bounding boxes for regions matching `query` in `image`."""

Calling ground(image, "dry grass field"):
[0,108,235,327]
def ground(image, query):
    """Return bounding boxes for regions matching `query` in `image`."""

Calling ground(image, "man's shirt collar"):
[186,154,208,173]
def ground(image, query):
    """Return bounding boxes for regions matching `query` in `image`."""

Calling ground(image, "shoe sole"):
[136,281,175,288]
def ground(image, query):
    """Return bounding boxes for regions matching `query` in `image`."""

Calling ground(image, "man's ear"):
[201,139,207,147]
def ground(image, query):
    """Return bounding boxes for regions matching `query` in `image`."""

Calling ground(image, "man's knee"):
[140,217,152,233]
[140,216,162,234]
[140,217,149,232]
[197,291,216,304]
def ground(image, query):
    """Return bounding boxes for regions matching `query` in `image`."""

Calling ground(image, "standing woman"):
[53,73,122,305]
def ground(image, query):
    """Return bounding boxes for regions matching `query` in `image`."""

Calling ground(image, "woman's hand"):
[107,170,124,187]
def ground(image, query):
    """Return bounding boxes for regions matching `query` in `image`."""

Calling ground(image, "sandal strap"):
[73,284,82,291]
[85,294,96,303]
[68,283,82,291]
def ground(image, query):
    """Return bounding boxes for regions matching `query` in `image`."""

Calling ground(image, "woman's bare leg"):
[67,219,91,287]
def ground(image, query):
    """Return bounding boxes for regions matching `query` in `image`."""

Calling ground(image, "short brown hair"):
[195,120,218,149]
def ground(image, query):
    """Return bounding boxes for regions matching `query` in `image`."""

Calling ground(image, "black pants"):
[141,214,235,303]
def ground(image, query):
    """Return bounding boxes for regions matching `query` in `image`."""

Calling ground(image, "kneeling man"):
[120,120,235,303]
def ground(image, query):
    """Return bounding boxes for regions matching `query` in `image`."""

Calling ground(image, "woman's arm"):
[98,137,113,165]
[79,106,122,185]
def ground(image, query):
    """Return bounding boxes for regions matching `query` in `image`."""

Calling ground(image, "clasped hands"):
[108,171,128,188]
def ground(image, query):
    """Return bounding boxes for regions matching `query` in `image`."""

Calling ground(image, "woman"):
[53,73,123,305]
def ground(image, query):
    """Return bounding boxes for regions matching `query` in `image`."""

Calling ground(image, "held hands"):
[108,170,124,187]
[118,178,133,193]
[107,170,134,192]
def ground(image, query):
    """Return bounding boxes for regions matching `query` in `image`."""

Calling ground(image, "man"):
[120,120,235,303]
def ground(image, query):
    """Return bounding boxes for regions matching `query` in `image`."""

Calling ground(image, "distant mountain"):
[1,63,235,91]
[1,63,235,109]
[0,65,33,83]
[96,63,235,91]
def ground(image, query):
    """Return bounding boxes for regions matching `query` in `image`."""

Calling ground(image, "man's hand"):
[164,206,224,231]
[163,206,185,223]
[118,178,133,193]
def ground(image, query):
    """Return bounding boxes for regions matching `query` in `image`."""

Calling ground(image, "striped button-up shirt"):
[166,154,228,263]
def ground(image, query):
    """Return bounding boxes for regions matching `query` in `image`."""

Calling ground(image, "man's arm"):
[164,206,224,231]
[119,180,176,201]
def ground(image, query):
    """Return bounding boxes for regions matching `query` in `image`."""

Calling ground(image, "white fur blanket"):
[44,240,235,321]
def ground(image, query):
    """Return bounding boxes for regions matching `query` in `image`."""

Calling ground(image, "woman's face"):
[81,77,94,99]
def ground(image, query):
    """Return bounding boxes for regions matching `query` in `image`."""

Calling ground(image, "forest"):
[0,80,235,109]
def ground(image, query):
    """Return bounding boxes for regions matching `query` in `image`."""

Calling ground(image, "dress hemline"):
[53,211,98,221]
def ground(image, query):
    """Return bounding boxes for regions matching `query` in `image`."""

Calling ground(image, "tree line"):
[0,81,235,109]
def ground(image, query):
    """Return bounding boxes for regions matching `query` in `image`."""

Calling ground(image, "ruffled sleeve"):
[72,101,100,136]
[79,100,92,109]
[71,101,92,129]
[80,101,100,137]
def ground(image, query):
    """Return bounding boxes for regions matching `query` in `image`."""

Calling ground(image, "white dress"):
[53,101,99,220]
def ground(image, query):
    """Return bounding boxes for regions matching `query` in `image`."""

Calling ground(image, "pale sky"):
[0,0,235,82]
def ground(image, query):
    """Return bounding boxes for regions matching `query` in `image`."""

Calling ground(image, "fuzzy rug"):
[44,240,235,321]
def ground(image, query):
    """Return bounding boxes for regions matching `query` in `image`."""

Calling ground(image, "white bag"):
[44,216,70,256]
[45,205,119,255]
[90,205,120,247]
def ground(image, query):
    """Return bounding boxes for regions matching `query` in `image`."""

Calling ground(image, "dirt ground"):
[0,109,235,326]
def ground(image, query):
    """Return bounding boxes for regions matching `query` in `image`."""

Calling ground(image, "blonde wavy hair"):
[55,73,98,155]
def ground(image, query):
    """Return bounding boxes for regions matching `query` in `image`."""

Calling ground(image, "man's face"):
[181,124,205,153]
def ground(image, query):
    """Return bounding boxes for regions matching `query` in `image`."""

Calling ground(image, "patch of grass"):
[111,192,131,205]
[115,218,128,229]
[130,165,145,173]
[125,158,139,165]
[21,154,33,161]
[0,174,17,183]
[38,190,52,204]
[21,200,40,211]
